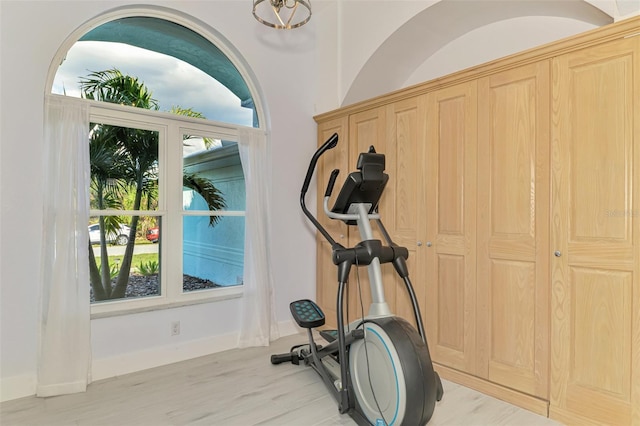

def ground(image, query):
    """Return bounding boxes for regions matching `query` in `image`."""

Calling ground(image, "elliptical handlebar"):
[325,169,340,197]
[300,133,340,248]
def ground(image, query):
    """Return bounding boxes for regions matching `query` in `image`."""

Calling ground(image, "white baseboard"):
[277,318,302,337]
[91,332,240,381]
[0,373,36,403]
[1,320,300,403]
[93,319,300,381]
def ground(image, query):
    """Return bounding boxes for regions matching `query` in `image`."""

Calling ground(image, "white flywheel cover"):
[349,322,407,425]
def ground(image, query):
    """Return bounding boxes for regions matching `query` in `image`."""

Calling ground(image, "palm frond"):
[170,106,218,149]
[80,69,159,110]
[183,172,227,226]
[169,106,206,119]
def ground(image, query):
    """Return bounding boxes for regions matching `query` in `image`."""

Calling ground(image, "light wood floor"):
[1,333,561,426]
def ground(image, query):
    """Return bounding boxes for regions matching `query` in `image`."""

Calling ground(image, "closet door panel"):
[477,61,550,398]
[385,97,427,326]
[425,82,478,374]
[550,36,640,425]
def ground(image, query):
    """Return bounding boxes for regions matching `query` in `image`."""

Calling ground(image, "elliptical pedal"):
[290,299,325,329]
[319,329,338,343]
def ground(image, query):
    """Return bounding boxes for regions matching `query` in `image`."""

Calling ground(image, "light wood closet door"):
[384,96,427,326]
[425,81,478,374]
[550,36,640,425]
[477,61,550,398]
[347,107,396,320]
[316,117,349,328]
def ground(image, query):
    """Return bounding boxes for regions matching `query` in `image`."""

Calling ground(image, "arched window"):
[53,16,257,127]
[49,12,266,315]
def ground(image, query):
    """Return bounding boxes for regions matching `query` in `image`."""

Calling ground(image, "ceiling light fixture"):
[253,0,312,29]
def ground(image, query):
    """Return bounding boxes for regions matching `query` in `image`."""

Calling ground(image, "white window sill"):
[90,286,243,319]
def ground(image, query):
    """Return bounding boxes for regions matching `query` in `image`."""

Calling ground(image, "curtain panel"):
[37,95,91,397]
[36,100,275,399]
[237,127,279,347]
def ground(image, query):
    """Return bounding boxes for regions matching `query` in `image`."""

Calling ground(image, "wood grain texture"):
[425,82,478,375]
[314,18,640,426]
[550,35,640,425]
[477,61,550,399]
[385,97,426,327]
[1,334,561,426]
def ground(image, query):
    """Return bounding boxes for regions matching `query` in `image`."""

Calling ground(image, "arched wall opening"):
[343,0,613,106]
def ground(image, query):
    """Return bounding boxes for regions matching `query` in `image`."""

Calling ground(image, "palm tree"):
[82,69,226,300]
[87,124,130,300]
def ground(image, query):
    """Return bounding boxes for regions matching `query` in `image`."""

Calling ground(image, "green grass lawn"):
[99,253,159,275]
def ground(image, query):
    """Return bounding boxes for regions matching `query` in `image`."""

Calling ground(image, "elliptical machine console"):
[271,133,443,426]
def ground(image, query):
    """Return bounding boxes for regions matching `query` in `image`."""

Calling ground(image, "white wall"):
[311,0,636,111]
[0,0,317,401]
[405,15,602,86]
[314,1,435,114]
[336,0,615,107]
[1,0,632,402]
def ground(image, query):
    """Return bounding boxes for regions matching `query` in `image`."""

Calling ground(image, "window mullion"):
[164,123,184,299]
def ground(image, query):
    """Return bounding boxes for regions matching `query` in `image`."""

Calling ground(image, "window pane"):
[182,136,245,292]
[183,215,244,291]
[52,17,256,127]
[89,215,161,303]
[183,138,245,211]
[89,122,159,211]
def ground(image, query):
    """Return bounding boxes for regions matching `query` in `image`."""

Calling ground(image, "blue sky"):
[52,41,253,127]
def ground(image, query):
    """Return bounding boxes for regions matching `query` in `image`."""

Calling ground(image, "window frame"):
[45,7,267,319]
[88,101,246,318]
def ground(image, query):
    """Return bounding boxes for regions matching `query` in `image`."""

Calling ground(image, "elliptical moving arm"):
[300,133,341,248]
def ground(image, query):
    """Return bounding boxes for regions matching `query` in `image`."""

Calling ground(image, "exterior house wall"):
[183,146,245,286]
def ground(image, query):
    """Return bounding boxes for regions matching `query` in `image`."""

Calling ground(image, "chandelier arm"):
[271,4,287,27]
[285,2,299,27]
[253,0,311,30]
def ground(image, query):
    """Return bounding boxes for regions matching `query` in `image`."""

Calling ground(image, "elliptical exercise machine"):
[271,134,443,425]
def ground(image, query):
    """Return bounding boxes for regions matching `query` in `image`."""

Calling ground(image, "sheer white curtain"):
[237,127,279,347]
[37,95,91,397]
